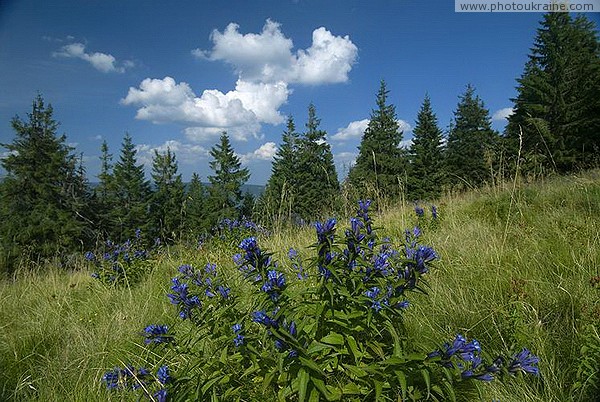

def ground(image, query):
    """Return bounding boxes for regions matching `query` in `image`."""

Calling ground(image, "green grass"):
[1,171,599,401]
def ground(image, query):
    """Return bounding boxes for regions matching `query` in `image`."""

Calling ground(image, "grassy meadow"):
[1,171,599,401]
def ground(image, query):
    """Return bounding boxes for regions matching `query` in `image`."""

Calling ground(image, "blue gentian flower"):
[143,324,172,345]
[508,348,540,376]
[234,333,245,347]
[415,205,425,217]
[252,310,278,328]
[157,365,171,385]
[102,368,120,389]
[217,285,230,299]
[288,248,298,259]
[315,218,336,244]
[154,388,167,402]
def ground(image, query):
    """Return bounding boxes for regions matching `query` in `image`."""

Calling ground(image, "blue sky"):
[1,0,588,184]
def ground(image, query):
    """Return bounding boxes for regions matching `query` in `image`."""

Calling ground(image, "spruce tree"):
[183,172,208,238]
[206,132,250,225]
[445,85,498,189]
[150,148,185,242]
[0,95,89,269]
[407,95,444,200]
[95,140,117,237]
[506,12,600,172]
[295,103,339,221]
[262,116,301,222]
[348,80,406,199]
[111,133,151,240]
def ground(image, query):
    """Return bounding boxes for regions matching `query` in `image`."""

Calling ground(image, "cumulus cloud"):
[238,142,278,164]
[0,150,18,160]
[332,119,412,142]
[124,20,357,142]
[333,151,358,177]
[332,119,369,141]
[492,107,514,121]
[122,77,288,141]
[135,140,210,167]
[194,19,358,85]
[53,42,133,73]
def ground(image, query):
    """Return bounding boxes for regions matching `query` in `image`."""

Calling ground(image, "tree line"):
[0,12,598,271]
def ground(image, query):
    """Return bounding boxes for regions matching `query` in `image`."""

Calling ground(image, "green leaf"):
[421,369,431,398]
[201,375,222,395]
[299,356,324,376]
[321,332,345,346]
[345,335,361,363]
[373,379,383,401]
[219,345,228,364]
[309,388,321,402]
[308,341,333,354]
[342,363,369,378]
[395,370,407,400]
[341,382,362,395]
[298,368,310,402]
[442,380,457,402]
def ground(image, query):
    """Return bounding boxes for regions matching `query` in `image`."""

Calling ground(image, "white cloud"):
[122,77,288,141]
[135,140,210,168]
[492,107,514,121]
[0,150,18,160]
[334,151,357,177]
[291,27,358,85]
[399,138,413,149]
[332,119,369,141]
[332,119,411,142]
[53,42,133,73]
[125,20,357,142]
[239,142,278,164]
[194,20,358,85]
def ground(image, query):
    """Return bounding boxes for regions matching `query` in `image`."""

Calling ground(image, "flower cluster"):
[234,236,274,281]
[274,320,298,358]
[232,323,244,347]
[167,278,201,319]
[216,217,267,234]
[252,310,279,329]
[143,324,173,345]
[315,218,337,280]
[364,286,409,312]
[261,269,286,301]
[178,263,231,300]
[102,364,170,399]
[428,334,540,381]
[288,248,307,280]
[86,231,154,285]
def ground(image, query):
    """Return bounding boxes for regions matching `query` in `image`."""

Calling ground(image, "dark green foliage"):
[239,191,256,220]
[183,172,208,238]
[206,132,250,225]
[110,133,151,241]
[261,116,302,222]
[0,95,90,270]
[348,80,407,199]
[506,12,600,173]
[294,104,339,221]
[445,85,499,189]
[150,148,185,242]
[94,140,117,238]
[408,95,445,201]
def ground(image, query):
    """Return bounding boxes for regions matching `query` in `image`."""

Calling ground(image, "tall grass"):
[1,170,598,401]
